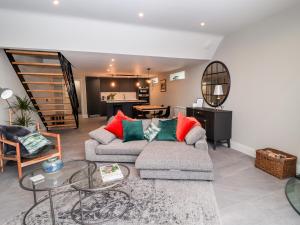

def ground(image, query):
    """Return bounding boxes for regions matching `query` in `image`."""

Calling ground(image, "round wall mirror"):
[201,61,231,107]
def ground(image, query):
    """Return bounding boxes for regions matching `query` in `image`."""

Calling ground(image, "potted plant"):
[10,95,36,127]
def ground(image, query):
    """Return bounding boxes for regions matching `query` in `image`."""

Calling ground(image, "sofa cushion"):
[185,126,206,145]
[141,119,151,131]
[144,122,161,142]
[95,139,148,155]
[156,119,177,141]
[176,112,199,142]
[105,110,134,139]
[135,141,213,172]
[122,120,144,142]
[89,126,116,145]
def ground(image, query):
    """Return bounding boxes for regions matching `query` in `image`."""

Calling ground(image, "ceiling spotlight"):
[111,58,115,62]
[138,12,144,18]
[200,22,206,27]
[109,64,113,67]
[107,69,110,72]
[53,0,59,5]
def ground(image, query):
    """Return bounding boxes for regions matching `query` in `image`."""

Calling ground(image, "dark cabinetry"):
[186,107,232,149]
[86,77,101,115]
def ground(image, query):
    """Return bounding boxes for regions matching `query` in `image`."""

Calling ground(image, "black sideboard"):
[186,107,232,150]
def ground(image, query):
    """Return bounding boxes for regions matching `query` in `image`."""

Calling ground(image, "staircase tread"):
[12,62,60,67]
[28,90,65,93]
[18,72,63,76]
[5,50,58,56]
[23,81,64,85]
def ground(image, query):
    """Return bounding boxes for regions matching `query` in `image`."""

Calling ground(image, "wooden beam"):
[46,124,76,128]
[31,97,68,101]
[27,90,65,93]
[42,114,73,118]
[44,119,75,123]
[38,109,72,113]
[34,103,70,106]
[5,50,58,57]
[23,81,64,85]
[18,72,63,76]
[12,62,60,67]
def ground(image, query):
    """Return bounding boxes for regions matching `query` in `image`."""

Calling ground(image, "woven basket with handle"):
[255,148,297,179]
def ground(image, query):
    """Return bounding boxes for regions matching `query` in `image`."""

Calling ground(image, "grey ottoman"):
[135,141,214,180]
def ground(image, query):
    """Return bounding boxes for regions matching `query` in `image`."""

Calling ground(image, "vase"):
[42,157,64,173]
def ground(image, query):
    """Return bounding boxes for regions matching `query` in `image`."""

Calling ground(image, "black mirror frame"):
[201,61,231,107]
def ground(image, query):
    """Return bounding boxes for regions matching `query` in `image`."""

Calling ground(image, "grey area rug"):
[5,177,221,225]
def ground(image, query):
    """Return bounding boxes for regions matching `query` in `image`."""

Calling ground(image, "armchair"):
[0,124,62,179]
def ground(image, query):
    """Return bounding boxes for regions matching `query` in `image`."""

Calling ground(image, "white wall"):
[0,9,222,60]
[0,49,43,127]
[150,6,300,171]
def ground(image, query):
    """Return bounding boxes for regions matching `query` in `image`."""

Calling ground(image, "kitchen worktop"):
[106,99,147,103]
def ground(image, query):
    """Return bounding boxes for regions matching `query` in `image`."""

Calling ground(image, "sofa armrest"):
[195,138,208,151]
[85,139,99,160]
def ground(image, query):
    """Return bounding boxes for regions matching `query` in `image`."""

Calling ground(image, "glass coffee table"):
[19,160,97,225]
[69,163,130,224]
[285,177,300,215]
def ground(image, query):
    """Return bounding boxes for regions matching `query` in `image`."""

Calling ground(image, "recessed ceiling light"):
[200,22,206,27]
[53,0,59,5]
[111,58,115,62]
[138,12,144,18]
[107,69,110,72]
[109,64,113,67]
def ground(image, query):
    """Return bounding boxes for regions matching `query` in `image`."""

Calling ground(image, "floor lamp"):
[0,87,14,123]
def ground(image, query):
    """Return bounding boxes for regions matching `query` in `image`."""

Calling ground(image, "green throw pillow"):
[122,120,144,142]
[17,132,52,155]
[156,119,177,141]
[144,122,161,142]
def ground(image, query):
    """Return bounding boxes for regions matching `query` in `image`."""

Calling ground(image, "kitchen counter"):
[106,99,147,103]
[106,100,147,119]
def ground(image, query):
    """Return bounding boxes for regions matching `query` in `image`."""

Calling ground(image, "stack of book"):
[100,164,124,183]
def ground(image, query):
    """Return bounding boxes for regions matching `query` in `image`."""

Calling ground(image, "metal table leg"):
[48,190,56,225]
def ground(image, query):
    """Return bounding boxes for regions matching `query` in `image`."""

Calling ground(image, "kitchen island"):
[106,100,147,119]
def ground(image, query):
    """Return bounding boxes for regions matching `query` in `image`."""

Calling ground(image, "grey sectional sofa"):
[85,118,214,181]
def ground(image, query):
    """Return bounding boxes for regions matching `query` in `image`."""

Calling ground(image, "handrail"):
[58,53,79,128]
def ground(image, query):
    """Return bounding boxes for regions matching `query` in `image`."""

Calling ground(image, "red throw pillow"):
[105,111,133,139]
[176,112,200,142]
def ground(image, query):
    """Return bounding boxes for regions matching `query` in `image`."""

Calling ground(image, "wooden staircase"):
[5,49,79,130]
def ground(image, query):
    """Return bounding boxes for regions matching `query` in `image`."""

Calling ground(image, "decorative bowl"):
[42,157,64,173]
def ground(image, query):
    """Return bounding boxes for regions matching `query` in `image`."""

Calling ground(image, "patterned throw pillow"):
[144,122,161,142]
[18,132,52,155]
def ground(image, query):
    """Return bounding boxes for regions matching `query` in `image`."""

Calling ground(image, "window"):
[170,71,185,81]
[151,77,159,84]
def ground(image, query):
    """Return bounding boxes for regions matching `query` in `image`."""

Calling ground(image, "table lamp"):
[213,85,223,109]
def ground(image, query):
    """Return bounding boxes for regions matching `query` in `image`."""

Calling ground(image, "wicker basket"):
[255,148,297,179]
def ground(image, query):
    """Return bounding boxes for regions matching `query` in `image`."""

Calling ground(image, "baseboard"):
[230,141,300,174]
[230,141,256,158]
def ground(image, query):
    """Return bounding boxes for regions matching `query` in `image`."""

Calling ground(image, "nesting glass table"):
[285,177,300,215]
[19,160,130,225]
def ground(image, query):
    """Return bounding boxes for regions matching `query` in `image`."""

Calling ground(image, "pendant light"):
[146,68,151,84]
[111,74,116,87]
[136,75,141,87]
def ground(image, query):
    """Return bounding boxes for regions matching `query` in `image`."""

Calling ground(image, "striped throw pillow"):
[18,132,52,155]
[144,122,161,142]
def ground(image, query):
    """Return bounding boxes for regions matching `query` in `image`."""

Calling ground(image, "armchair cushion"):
[0,125,52,158]
[17,132,52,155]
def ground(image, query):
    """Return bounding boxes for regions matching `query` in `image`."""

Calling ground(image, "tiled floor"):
[0,117,299,224]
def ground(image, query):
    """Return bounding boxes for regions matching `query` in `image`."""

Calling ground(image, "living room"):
[0,1,299,225]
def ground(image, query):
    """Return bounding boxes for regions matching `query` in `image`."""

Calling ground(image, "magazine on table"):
[99,163,124,183]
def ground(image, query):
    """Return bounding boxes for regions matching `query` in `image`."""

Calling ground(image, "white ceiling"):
[62,51,204,77]
[0,0,298,35]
